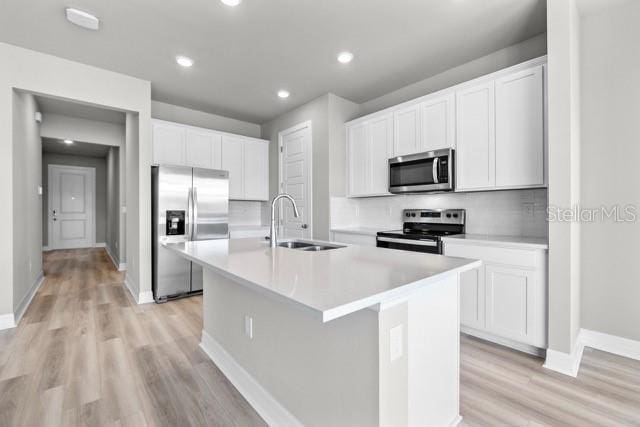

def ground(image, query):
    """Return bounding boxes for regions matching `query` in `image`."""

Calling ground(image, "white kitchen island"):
[164,238,480,427]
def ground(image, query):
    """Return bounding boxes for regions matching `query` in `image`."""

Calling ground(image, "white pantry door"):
[279,122,312,239]
[49,165,96,249]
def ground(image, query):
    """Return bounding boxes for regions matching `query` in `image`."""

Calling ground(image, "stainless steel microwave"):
[388,148,454,194]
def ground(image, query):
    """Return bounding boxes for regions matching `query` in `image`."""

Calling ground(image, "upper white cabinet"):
[185,128,222,169]
[243,138,269,201]
[152,121,185,166]
[344,57,547,197]
[420,93,455,152]
[495,66,544,188]
[455,81,496,190]
[152,119,269,201]
[393,104,421,157]
[347,113,392,197]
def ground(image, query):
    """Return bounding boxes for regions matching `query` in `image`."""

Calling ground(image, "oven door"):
[388,148,453,193]
[376,236,442,254]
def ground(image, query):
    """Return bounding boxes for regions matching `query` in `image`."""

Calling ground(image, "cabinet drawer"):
[444,243,539,269]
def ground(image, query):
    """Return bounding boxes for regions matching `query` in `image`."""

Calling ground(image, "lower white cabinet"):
[331,231,376,246]
[444,240,547,351]
[152,119,269,201]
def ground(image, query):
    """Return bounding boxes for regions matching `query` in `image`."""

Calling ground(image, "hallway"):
[0,249,264,426]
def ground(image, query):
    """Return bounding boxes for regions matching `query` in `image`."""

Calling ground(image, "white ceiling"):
[0,0,546,123]
[42,137,112,157]
[37,96,126,124]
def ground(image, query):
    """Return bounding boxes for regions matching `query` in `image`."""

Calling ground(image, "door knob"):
[301,224,308,229]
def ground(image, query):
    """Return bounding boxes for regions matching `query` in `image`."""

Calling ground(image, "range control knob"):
[411,213,416,217]
[446,213,452,218]
[405,212,410,217]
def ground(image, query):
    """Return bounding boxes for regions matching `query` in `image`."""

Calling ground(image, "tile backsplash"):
[331,189,548,237]
[229,201,265,226]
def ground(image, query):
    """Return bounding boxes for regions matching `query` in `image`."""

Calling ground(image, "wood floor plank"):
[0,249,639,426]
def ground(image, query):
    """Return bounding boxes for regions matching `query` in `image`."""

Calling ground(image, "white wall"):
[151,100,261,138]
[106,147,121,263]
[0,42,151,319]
[580,0,640,341]
[359,33,547,116]
[11,91,42,315]
[125,112,141,297]
[332,189,548,237]
[41,153,108,247]
[40,113,125,146]
[546,0,582,355]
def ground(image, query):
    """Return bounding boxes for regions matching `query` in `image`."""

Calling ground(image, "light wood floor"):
[0,249,639,426]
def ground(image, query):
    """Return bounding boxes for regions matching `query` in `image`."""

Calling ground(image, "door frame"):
[47,164,97,250]
[277,120,313,238]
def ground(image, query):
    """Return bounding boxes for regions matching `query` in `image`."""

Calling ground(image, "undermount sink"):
[277,240,345,251]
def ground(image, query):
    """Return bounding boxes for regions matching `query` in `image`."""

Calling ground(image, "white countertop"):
[164,238,480,322]
[329,227,381,236]
[441,234,548,250]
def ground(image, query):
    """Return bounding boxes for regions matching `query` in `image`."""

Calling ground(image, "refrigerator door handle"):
[192,186,198,240]
[187,187,193,241]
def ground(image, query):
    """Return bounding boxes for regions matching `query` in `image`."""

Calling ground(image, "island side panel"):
[201,268,380,427]
[376,275,461,427]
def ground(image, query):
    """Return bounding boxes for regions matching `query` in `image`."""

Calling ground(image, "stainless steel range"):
[376,209,465,254]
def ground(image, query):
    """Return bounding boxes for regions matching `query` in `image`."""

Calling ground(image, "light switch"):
[37,185,43,196]
[390,324,403,362]
[244,315,253,339]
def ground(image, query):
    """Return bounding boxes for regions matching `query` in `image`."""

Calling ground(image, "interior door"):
[49,165,95,249]
[279,122,312,239]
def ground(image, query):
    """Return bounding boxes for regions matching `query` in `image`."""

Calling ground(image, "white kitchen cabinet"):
[243,139,269,200]
[346,114,392,197]
[185,128,222,169]
[495,66,544,188]
[485,265,537,344]
[347,122,369,197]
[455,81,496,190]
[221,135,245,200]
[459,267,485,330]
[153,121,185,165]
[393,103,421,157]
[444,240,547,352]
[421,93,455,152]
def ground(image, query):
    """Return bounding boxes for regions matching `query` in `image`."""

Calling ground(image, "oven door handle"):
[377,236,438,247]
[432,157,439,184]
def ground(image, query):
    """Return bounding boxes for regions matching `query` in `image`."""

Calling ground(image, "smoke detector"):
[65,8,100,30]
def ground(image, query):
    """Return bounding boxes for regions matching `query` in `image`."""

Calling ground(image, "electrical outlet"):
[389,324,403,362]
[523,202,535,217]
[244,315,253,339]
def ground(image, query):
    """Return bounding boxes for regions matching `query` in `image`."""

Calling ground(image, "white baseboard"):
[544,334,585,377]
[200,330,303,427]
[581,328,640,361]
[461,327,546,357]
[0,313,16,330]
[138,291,154,304]
[14,271,44,325]
[42,246,50,252]
[124,273,138,303]
[118,262,126,271]
[94,242,106,248]
[104,244,126,272]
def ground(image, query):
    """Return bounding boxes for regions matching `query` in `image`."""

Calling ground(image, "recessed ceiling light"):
[65,8,100,30]
[176,56,194,67]
[220,0,242,6]
[63,139,74,145]
[277,90,290,99]
[337,51,354,64]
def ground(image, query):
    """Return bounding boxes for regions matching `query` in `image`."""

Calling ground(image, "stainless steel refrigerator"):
[152,165,229,302]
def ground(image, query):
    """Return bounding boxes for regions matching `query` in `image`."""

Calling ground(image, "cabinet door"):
[456,82,495,190]
[459,266,485,330]
[369,114,393,195]
[347,123,369,196]
[221,136,244,199]
[485,264,537,344]
[495,66,544,187]
[243,139,269,201]
[421,93,455,152]
[393,104,421,157]
[153,121,185,165]
[185,129,222,169]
